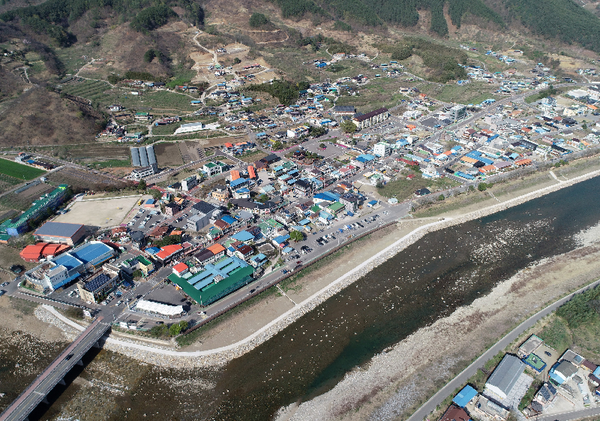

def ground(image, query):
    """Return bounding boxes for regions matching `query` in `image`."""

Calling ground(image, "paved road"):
[0,317,109,421]
[537,406,600,421]
[407,278,600,421]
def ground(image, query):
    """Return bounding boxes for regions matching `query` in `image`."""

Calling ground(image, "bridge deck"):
[0,317,109,421]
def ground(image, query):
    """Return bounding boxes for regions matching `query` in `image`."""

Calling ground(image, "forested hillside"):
[506,0,600,53]
[0,0,204,46]
[269,0,504,36]
[269,0,600,53]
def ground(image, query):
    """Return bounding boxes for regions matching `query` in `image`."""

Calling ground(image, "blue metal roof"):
[273,235,290,244]
[53,254,82,271]
[71,242,113,266]
[221,215,236,225]
[453,385,478,408]
[230,178,249,188]
[232,230,254,242]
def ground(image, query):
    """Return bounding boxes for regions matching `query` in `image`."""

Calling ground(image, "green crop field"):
[0,158,46,180]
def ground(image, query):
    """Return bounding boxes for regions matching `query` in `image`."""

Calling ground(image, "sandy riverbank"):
[275,236,600,421]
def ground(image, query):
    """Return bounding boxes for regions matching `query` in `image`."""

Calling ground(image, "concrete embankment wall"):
[36,169,600,368]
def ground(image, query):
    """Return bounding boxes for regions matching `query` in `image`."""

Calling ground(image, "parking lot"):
[128,208,168,232]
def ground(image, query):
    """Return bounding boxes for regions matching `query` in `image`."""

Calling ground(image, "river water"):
[15,176,600,421]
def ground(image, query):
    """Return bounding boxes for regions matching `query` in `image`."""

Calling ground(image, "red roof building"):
[20,243,70,262]
[247,165,256,179]
[439,404,471,421]
[173,262,189,276]
[155,244,183,262]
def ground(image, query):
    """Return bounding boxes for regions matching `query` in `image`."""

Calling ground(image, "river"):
[11,175,600,421]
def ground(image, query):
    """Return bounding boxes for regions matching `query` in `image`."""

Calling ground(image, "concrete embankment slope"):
[37,168,600,368]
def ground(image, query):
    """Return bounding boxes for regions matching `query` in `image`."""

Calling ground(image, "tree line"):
[245,79,310,106]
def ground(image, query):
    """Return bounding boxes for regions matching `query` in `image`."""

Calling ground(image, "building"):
[352,108,389,129]
[439,404,471,421]
[549,360,578,385]
[174,122,204,135]
[135,300,184,318]
[203,162,225,177]
[181,176,199,192]
[449,104,467,121]
[484,354,525,403]
[34,222,85,246]
[212,185,230,202]
[20,243,71,262]
[154,244,183,263]
[131,164,158,180]
[517,334,543,358]
[339,193,361,213]
[471,395,509,420]
[24,241,116,292]
[453,385,478,408]
[191,201,216,217]
[164,202,180,216]
[332,105,356,116]
[168,256,254,306]
[0,185,70,237]
[120,255,154,277]
[187,213,210,232]
[77,270,120,303]
[373,142,391,157]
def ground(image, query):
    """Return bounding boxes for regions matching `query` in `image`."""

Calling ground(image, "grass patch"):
[0,158,46,180]
[237,150,267,163]
[90,159,131,168]
[421,82,499,105]
[539,317,571,354]
[377,174,459,200]
[519,380,542,411]
[9,296,38,316]
[152,123,181,136]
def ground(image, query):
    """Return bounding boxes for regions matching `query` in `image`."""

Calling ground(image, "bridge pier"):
[58,378,66,386]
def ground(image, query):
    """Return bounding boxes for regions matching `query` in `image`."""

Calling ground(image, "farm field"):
[59,79,113,104]
[420,82,501,105]
[59,79,197,114]
[0,158,46,180]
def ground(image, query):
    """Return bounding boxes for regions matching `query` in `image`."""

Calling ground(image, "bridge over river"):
[0,317,110,421]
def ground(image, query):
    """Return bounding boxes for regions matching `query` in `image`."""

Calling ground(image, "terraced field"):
[59,79,113,104]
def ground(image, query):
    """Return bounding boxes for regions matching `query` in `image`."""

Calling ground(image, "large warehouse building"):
[34,222,86,246]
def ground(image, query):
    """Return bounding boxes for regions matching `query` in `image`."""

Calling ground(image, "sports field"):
[53,195,141,228]
[0,158,46,180]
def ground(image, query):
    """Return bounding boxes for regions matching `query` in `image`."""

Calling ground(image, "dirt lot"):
[53,195,141,228]
[47,167,133,193]
[154,142,184,167]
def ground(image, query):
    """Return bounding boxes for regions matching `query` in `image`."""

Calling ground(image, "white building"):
[449,104,467,121]
[130,164,157,180]
[174,122,204,135]
[373,142,391,157]
[181,176,199,192]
